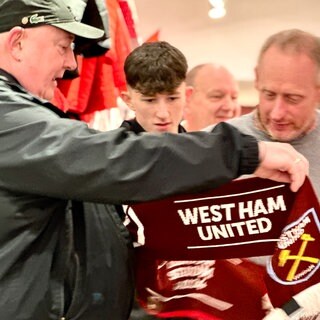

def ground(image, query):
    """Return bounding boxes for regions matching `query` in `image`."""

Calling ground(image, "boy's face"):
[122,82,191,133]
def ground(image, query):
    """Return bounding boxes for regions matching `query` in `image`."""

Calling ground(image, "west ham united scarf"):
[125,177,320,319]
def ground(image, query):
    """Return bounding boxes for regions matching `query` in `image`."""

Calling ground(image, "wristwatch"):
[282,298,304,318]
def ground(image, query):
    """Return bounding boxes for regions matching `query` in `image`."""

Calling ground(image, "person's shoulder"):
[227,111,254,126]
[0,87,68,125]
[313,109,320,132]
[225,111,255,132]
[203,111,255,132]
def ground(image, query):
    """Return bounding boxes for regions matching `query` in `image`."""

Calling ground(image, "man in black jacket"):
[0,1,309,319]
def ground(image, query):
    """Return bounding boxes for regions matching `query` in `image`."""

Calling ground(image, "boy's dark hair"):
[124,41,188,95]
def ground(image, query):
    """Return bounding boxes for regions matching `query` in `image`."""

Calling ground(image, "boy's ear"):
[120,91,135,111]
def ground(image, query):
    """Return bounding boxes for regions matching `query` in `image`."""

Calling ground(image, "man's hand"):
[254,141,309,192]
[263,308,290,320]
[262,283,320,319]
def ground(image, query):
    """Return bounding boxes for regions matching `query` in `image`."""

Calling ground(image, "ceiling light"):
[208,6,226,19]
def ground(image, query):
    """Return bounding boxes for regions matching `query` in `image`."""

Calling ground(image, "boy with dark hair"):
[121,41,190,135]
[121,41,191,319]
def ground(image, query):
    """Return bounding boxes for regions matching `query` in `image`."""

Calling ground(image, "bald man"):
[183,63,241,131]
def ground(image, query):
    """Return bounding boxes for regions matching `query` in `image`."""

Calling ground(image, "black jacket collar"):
[121,118,186,134]
[0,68,69,119]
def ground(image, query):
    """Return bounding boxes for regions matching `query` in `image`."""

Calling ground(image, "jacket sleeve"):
[0,105,259,203]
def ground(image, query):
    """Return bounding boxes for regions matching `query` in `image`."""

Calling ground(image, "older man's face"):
[256,46,320,141]
[17,25,76,101]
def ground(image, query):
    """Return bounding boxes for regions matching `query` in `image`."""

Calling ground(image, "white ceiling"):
[133,0,320,83]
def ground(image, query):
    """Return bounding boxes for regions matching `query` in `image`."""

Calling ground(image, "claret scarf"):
[126,177,320,319]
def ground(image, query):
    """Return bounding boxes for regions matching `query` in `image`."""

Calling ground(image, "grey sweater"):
[225,110,320,199]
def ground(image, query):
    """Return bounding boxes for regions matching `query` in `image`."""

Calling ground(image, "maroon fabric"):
[265,177,320,307]
[127,177,319,319]
[127,177,296,260]
[134,257,267,319]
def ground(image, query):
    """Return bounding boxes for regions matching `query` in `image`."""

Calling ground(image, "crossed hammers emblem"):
[278,233,319,281]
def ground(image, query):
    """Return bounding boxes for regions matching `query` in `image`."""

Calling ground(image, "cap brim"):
[52,21,104,39]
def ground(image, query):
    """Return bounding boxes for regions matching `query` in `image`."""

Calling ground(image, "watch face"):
[282,298,301,316]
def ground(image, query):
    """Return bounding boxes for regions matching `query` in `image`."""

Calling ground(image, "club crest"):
[267,208,320,285]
